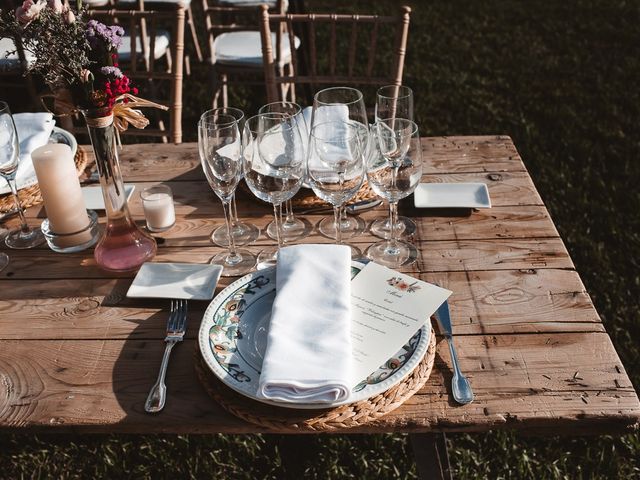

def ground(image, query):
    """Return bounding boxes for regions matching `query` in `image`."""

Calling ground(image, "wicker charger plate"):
[0,147,88,213]
[195,326,436,432]
[238,180,378,210]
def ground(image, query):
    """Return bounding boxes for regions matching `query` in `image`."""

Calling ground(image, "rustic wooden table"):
[1,137,638,476]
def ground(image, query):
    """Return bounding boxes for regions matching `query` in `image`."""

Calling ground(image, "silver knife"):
[435,301,474,404]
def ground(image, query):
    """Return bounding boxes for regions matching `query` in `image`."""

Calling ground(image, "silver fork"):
[145,299,188,413]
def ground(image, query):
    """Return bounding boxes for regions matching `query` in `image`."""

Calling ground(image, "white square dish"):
[126,262,223,300]
[413,183,491,209]
[82,184,135,210]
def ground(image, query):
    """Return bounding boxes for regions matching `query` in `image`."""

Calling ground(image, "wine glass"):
[366,118,422,267]
[198,112,256,276]
[307,120,366,257]
[243,113,305,269]
[370,85,418,240]
[0,101,45,250]
[309,87,369,240]
[202,107,260,248]
[258,101,312,243]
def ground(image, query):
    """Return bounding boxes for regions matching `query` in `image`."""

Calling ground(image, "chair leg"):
[186,6,203,63]
[409,433,452,480]
[210,66,221,109]
[221,74,229,108]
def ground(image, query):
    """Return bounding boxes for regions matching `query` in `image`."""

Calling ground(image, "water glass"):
[366,118,422,267]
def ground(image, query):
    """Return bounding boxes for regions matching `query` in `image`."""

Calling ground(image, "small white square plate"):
[82,184,135,210]
[413,183,491,209]
[127,263,223,300]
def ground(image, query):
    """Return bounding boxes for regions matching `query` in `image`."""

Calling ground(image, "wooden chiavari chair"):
[259,5,411,105]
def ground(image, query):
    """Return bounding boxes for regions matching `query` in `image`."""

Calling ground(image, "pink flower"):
[62,7,75,24]
[15,0,46,25]
[47,0,62,13]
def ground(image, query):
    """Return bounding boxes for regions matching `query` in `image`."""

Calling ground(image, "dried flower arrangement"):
[0,0,163,122]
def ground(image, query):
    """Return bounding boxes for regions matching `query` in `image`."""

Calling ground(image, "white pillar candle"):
[141,185,176,232]
[31,144,91,247]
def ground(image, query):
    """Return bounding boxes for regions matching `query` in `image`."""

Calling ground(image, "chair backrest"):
[86,6,185,143]
[201,0,285,66]
[260,5,411,104]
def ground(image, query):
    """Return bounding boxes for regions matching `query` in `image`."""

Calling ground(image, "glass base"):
[210,248,256,277]
[0,252,8,271]
[4,225,45,249]
[266,216,312,243]
[366,239,418,268]
[211,221,260,247]
[318,215,366,240]
[41,210,101,253]
[370,216,417,240]
[256,246,279,270]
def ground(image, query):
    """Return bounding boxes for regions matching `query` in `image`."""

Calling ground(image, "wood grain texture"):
[0,269,602,340]
[0,136,637,435]
[0,333,636,434]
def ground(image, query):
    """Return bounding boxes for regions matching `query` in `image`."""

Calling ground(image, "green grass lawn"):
[1,0,639,478]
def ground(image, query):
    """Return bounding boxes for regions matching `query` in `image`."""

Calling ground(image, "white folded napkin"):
[257,244,353,404]
[0,112,55,195]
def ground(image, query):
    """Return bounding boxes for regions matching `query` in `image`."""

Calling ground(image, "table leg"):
[409,433,452,480]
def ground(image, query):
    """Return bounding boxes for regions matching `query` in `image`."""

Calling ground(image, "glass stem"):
[389,201,398,245]
[272,204,283,249]
[7,179,30,233]
[334,205,343,245]
[231,193,239,225]
[284,199,295,225]
[221,199,239,262]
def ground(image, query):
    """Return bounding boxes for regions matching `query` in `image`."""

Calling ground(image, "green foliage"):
[1,0,639,478]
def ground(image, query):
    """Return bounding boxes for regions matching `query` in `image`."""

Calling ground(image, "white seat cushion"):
[213,31,299,67]
[83,0,110,6]
[0,37,35,70]
[118,29,171,62]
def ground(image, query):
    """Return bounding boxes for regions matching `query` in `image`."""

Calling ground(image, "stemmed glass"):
[307,120,366,258]
[366,118,422,267]
[198,112,256,276]
[0,101,45,251]
[309,87,369,240]
[370,85,418,239]
[258,101,311,242]
[202,107,260,248]
[243,113,305,268]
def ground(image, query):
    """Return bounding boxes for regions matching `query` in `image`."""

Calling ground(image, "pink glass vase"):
[83,108,156,272]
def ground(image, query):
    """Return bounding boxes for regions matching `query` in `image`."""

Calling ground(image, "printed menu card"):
[349,262,452,384]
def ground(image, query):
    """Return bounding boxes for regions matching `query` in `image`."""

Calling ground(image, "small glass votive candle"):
[141,185,176,232]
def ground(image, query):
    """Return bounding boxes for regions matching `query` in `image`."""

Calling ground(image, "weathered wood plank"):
[0,333,636,434]
[0,238,573,280]
[0,269,602,340]
[422,136,527,174]
[80,136,527,182]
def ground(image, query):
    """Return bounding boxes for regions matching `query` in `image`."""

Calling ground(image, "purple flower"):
[86,20,124,51]
[100,66,123,79]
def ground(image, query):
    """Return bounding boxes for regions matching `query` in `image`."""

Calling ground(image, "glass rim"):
[244,112,297,133]
[0,100,10,112]
[198,112,239,130]
[202,107,244,122]
[309,120,367,141]
[313,86,364,107]
[258,101,302,116]
[376,85,413,100]
[375,118,419,136]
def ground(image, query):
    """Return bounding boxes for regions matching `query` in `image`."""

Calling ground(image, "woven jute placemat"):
[0,147,88,213]
[195,326,436,432]
[238,180,378,210]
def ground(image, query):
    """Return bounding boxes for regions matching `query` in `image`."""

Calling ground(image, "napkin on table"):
[257,244,353,404]
[0,112,55,194]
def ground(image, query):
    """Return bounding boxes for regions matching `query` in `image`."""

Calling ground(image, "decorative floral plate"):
[197,262,431,409]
